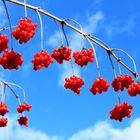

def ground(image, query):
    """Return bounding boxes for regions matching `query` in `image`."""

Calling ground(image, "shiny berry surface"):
[73,48,94,67]
[52,45,72,64]
[0,101,9,116]
[110,102,133,122]
[12,18,37,44]
[0,34,9,53]
[128,82,140,96]
[64,75,84,94]
[32,50,53,70]
[0,49,24,70]
[89,77,110,95]
[17,102,32,113]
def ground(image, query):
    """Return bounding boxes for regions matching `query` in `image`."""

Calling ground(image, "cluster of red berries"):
[73,48,94,67]
[12,18,37,44]
[64,75,84,94]
[32,50,53,70]
[0,49,24,70]
[110,102,133,122]
[112,74,134,91]
[0,101,9,127]
[17,102,32,127]
[128,82,140,96]
[0,34,9,53]
[89,77,110,95]
[52,45,72,64]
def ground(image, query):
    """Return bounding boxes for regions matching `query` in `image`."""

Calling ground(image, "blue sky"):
[0,0,140,139]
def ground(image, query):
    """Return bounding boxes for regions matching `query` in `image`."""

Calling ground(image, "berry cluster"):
[110,102,133,122]
[0,49,24,70]
[18,116,28,127]
[17,102,32,113]
[112,74,134,91]
[89,77,110,95]
[128,82,140,96]
[64,75,84,94]
[17,103,32,127]
[0,102,9,127]
[73,48,94,67]
[12,18,37,44]
[32,51,53,70]
[52,45,72,64]
[0,34,9,53]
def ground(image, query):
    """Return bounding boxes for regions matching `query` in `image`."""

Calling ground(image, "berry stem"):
[107,52,117,78]
[64,18,85,49]
[24,0,27,17]
[87,38,101,77]
[117,62,122,75]
[112,48,138,78]
[2,0,13,49]
[36,9,44,51]
[0,82,5,101]
[0,25,16,32]
[53,20,64,46]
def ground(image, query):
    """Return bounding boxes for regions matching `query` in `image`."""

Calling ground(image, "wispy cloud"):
[1,115,140,140]
[0,5,6,28]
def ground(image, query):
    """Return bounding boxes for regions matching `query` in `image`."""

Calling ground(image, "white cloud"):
[1,115,140,140]
[69,119,140,140]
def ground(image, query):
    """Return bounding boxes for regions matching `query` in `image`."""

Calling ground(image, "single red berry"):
[0,118,8,127]
[110,102,133,122]
[52,45,72,64]
[0,34,9,53]
[12,18,37,44]
[0,102,9,116]
[32,50,53,70]
[64,75,84,94]
[18,116,28,127]
[73,48,94,67]
[0,49,24,70]
[89,77,110,95]
[17,102,32,113]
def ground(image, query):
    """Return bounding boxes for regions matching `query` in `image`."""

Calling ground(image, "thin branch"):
[0,25,16,32]
[5,0,139,78]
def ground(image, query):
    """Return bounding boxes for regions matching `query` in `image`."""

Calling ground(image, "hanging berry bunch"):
[0,49,24,70]
[32,50,54,70]
[110,102,133,122]
[90,77,110,95]
[52,45,72,64]
[17,102,32,126]
[73,48,94,67]
[0,102,9,127]
[112,74,134,92]
[64,75,84,94]
[12,18,37,44]
[128,82,140,96]
[0,34,9,53]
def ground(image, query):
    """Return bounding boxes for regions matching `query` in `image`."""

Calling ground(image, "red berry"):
[0,34,9,53]
[17,102,32,113]
[112,74,134,92]
[18,116,28,126]
[32,50,53,70]
[0,102,9,116]
[0,118,8,127]
[89,77,110,95]
[52,45,72,64]
[64,75,84,94]
[0,49,24,70]
[110,102,133,122]
[128,82,140,96]
[12,18,37,44]
[73,48,94,67]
